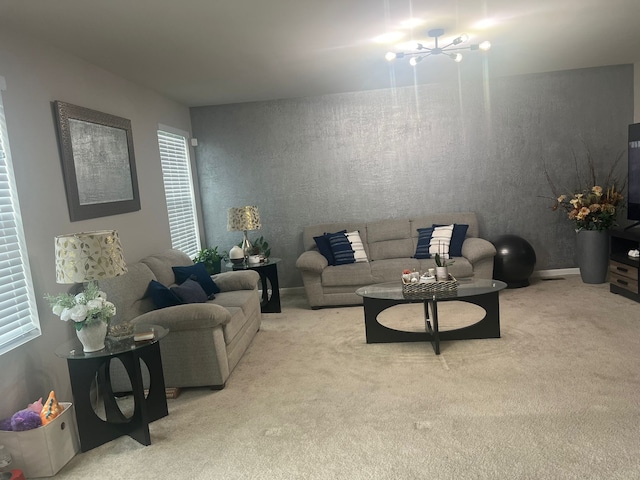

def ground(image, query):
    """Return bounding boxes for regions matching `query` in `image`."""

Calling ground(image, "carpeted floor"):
[41,275,640,479]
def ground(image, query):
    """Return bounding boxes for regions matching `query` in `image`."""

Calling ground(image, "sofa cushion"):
[346,231,368,262]
[171,278,209,303]
[417,257,474,278]
[141,249,193,286]
[328,232,355,265]
[371,258,420,283]
[366,219,411,243]
[173,262,220,296]
[366,219,413,261]
[148,280,183,309]
[98,263,157,323]
[321,262,375,287]
[368,238,414,261]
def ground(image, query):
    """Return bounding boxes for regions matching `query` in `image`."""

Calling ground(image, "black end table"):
[228,257,281,313]
[55,325,169,452]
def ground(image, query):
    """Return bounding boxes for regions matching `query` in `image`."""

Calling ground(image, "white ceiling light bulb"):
[453,33,469,45]
[384,29,489,66]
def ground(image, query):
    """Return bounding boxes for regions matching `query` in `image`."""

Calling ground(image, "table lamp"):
[55,230,127,284]
[54,230,128,348]
[227,206,261,261]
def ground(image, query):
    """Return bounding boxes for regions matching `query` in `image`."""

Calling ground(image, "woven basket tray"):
[402,274,458,295]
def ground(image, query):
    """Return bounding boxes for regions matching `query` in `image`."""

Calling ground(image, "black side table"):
[229,257,281,313]
[55,325,169,452]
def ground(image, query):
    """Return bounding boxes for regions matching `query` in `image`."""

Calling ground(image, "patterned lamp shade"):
[55,230,127,284]
[227,206,261,231]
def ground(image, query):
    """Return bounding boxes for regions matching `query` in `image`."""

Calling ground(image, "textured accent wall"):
[191,65,633,288]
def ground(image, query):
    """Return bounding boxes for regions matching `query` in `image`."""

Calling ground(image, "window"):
[157,126,201,258]
[0,76,41,355]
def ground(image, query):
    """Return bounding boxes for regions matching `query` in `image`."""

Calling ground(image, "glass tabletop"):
[355,278,507,301]
[227,257,281,270]
[55,324,169,360]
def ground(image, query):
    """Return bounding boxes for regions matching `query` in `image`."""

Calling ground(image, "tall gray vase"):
[575,230,610,284]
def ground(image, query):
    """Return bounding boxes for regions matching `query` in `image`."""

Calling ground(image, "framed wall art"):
[53,101,141,221]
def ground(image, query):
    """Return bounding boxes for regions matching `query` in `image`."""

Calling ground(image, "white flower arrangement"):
[46,281,115,331]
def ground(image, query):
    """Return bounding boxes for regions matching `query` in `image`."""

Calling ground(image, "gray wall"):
[0,27,192,418]
[191,65,633,288]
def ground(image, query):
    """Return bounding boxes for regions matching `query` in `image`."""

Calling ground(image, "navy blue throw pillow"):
[172,262,220,296]
[414,227,434,259]
[327,231,355,265]
[314,234,335,265]
[170,278,209,304]
[449,224,469,257]
[148,280,183,309]
[433,224,469,257]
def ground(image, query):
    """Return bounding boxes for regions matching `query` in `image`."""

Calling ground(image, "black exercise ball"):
[492,235,536,288]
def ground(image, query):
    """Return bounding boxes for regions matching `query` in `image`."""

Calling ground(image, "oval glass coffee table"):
[356,278,507,354]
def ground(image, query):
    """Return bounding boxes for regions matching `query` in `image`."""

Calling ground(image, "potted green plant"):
[250,236,271,259]
[193,246,222,274]
[434,252,454,281]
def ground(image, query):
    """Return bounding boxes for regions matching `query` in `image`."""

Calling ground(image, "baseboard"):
[144,387,181,399]
[280,286,305,296]
[532,268,580,278]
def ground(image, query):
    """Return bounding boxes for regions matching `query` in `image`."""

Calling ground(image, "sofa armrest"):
[132,303,232,331]
[212,270,260,291]
[461,237,497,265]
[296,250,328,274]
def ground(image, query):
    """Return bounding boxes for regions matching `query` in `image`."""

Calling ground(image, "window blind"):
[0,76,41,355]
[157,128,201,258]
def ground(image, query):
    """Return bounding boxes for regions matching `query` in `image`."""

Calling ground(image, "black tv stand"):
[609,229,640,303]
[624,221,640,231]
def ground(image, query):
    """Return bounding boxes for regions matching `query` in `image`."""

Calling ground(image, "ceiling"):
[1,0,639,107]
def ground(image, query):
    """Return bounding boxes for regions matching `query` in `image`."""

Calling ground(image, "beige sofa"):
[296,212,496,309]
[98,249,261,390]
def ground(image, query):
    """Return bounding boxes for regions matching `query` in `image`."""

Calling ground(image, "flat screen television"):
[627,123,640,227]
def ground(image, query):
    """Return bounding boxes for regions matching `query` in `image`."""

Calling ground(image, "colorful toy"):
[27,397,43,413]
[40,391,64,425]
[0,417,12,431]
[10,409,41,431]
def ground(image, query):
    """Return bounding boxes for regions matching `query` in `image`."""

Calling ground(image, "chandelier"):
[385,28,490,66]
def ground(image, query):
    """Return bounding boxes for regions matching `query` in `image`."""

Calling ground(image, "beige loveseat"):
[296,212,496,309]
[98,249,261,390]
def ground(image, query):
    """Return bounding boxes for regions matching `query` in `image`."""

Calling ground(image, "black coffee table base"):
[362,292,501,354]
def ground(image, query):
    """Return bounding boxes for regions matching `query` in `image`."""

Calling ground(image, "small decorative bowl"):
[107,322,135,342]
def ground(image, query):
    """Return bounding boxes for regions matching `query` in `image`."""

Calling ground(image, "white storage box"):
[0,402,79,478]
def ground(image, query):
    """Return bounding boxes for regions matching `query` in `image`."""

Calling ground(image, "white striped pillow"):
[429,225,454,259]
[346,231,369,263]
